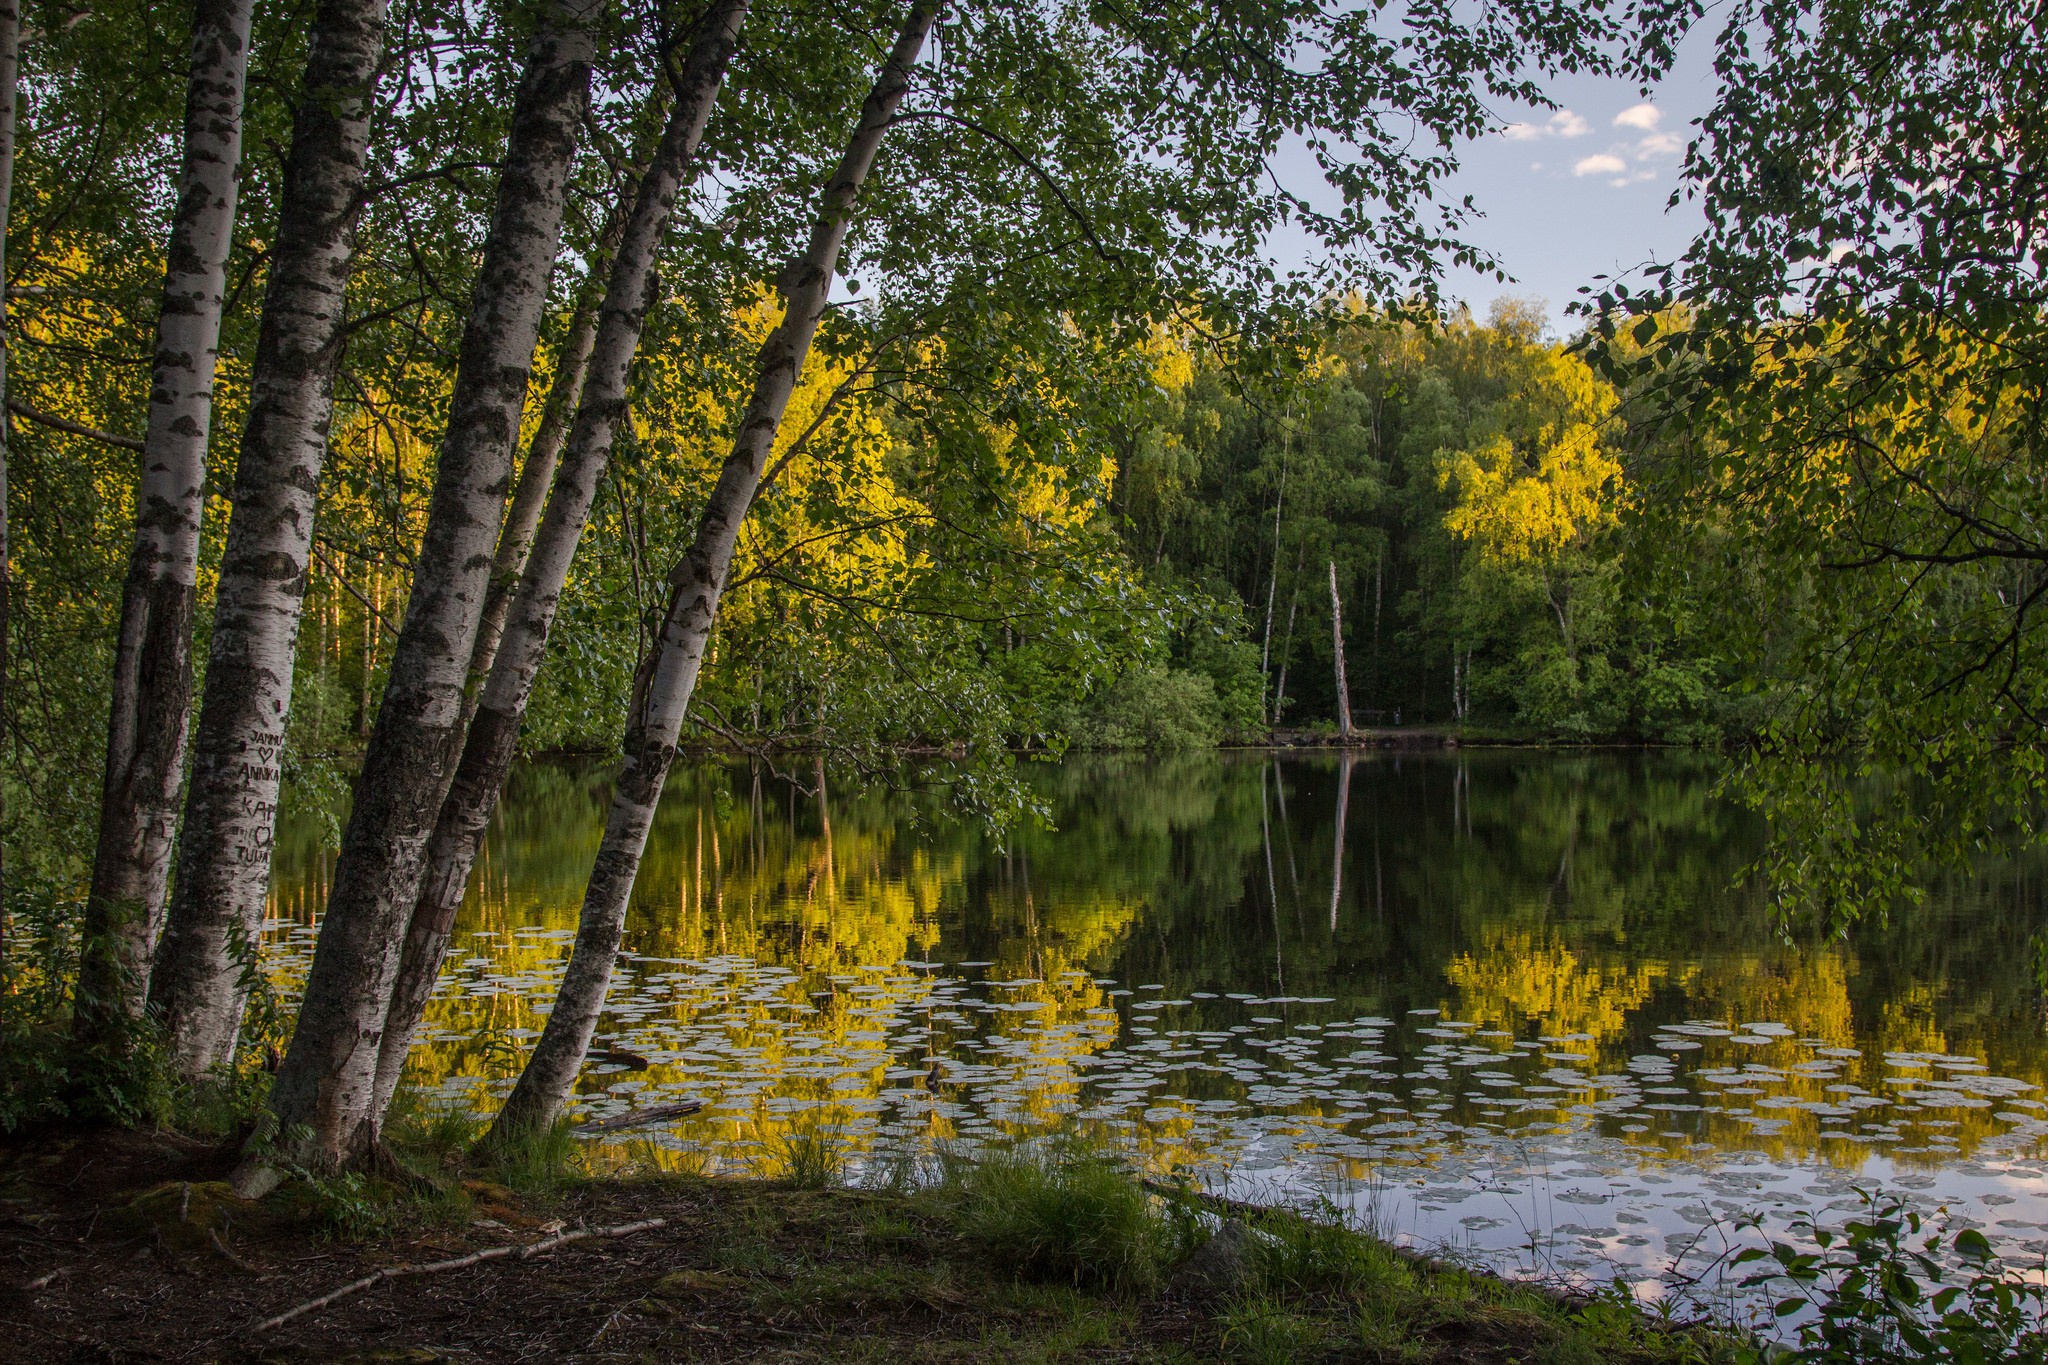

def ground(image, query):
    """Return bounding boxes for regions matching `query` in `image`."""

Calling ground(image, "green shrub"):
[945,1148,1168,1291]
[1066,666,1223,750]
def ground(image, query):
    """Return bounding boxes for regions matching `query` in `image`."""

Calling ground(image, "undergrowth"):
[940,1144,1181,1292]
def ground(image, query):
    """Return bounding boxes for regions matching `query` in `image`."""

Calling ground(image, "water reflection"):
[266,751,2048,1317]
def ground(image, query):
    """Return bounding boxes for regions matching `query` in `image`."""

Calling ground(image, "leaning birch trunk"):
[490,0,940,1141]
[0,0,16,972]
[371,2,749,1120]
[1329,560,1353,739]
[258,0,599,1174]
[462,201,626,706]
[149,0,390,1078]
[75,0,256,1042]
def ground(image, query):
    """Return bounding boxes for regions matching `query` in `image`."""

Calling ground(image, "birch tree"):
[374,0,750,1120]
[73,0,256,1042]
[148,0,393,1076]
[258,0,604,1169]
[490,0,941,1139]
[0,0,15,972]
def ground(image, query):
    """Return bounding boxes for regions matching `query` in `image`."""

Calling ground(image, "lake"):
[265,750,2048,1323]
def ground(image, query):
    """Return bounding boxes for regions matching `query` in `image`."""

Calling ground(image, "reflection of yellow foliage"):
[1875,983,1949,1059]
[1694,951,1857,1045]
[1445,928,1668,1043]
[264,766,1139,1176]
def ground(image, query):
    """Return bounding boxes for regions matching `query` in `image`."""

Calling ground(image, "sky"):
[1432,33,1722,336]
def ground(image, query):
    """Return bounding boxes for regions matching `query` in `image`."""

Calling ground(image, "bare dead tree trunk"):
[490,0,940,1141]
[258,0,601,1173]
[1329,560,1352,740]
[149,0,391,1078]
[371,2,749,1121]
[76,0,256,1043]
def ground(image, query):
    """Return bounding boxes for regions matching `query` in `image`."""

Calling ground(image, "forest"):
[3,0,2048,1346]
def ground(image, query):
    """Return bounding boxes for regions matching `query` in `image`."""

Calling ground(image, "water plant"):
[1727,1192,2048,1363]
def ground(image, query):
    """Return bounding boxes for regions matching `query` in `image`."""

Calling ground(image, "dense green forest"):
[0,0,2042,1206]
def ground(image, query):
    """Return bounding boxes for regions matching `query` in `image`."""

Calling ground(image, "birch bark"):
[0,0,16,974]
[463,202,624,707]
[262,0,600,1170]
[372,0,749,1119]
[491,0,940,1140]
[76,0,256,1041]
[150,0,390,1077]
[1329,560,1353,739]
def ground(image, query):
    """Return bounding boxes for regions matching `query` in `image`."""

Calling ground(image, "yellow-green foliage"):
[1438,344,1621,565]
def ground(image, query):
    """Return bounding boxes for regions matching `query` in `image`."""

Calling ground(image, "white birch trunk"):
[262,0,601,1170]
[0,0,17,972]
[372,1,749,1119]
[462,202,625,705]
[78,0,256,1043]
[1329,560,1353,739]
[150,0,391,1078]
[490,0,941,1140]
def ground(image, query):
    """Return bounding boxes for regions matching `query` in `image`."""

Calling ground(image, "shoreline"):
[3,1125,1731,1362]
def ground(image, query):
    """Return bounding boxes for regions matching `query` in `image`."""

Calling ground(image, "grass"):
[943,1145,1179,1292]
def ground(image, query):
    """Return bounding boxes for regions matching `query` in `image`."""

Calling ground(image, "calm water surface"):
[267,752,2048,1320]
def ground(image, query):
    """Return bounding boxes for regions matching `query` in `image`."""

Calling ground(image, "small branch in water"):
[579,1100,703,1133]
[248,1217,668,1333]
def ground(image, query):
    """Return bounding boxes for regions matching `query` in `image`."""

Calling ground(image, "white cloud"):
[1635,131,1683,158]
[1614,103,1661,131]
[1504,109,1589,141]
[1573,153,1628,177]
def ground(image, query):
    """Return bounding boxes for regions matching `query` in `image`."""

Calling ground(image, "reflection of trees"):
[263,751,2048,1168]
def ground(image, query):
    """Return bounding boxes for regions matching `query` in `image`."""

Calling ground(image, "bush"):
[1065,666,1223,750]
[943,1148,1169,1291]
[1186,630,1267,736]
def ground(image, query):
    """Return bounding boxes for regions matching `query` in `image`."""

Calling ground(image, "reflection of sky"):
[1262,26,1721,333]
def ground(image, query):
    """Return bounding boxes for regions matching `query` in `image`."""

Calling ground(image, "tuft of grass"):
[942,1146,1168,1292]
[1220,1294,1331,1363]
[774,1126,846,1190]
[382,1092,482,1166]
[1247,1200,1410,1298]
[478,1115,581,1195]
